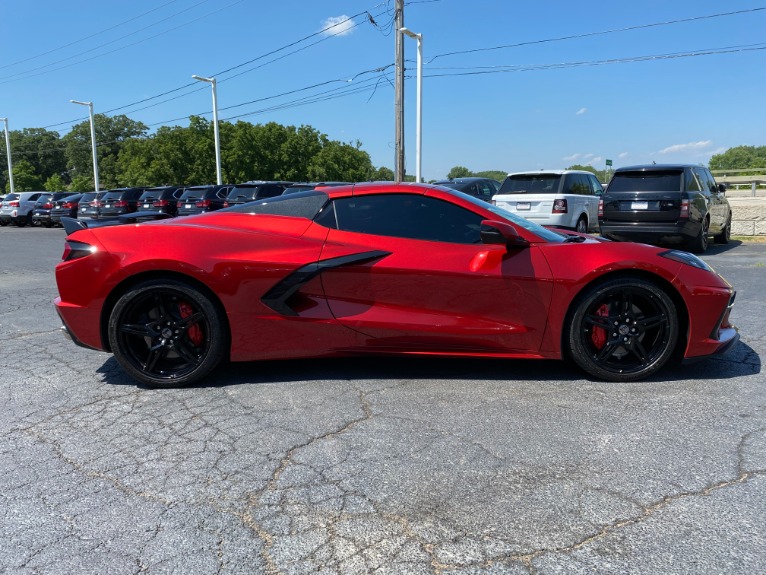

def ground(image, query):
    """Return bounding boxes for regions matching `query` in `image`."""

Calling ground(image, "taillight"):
[552,199,568,214]
[62,201,76,209]
[113,200,128,208]
[90,200,100,207]
[62,240,96,262]
[196,199,212,208]
[9,200,19,207]
[153,199,170,207]
[223,200,230,208]
[680,199,690,219]
[598,199,604,217]
[42,202,53,209]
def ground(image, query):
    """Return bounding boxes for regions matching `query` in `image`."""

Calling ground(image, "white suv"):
[0,191,46,227]
[491,170,603,233]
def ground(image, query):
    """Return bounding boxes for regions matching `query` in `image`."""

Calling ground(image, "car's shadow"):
[96,341,760,389]
[702,240,742,255]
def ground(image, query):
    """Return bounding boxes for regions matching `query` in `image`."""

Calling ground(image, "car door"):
[695,167,726,233]
[315,193,555,354]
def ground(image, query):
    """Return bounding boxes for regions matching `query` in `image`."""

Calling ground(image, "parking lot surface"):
[1,226,764,574]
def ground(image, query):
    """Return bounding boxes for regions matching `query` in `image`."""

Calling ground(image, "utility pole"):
[394,0,405,182]
[1,118,14,194]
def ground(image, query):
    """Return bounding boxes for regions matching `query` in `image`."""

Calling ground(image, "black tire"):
[575,216,588,234]
[108,279,227,388]
[714,213,731,245]
[567,277,678,382]
[14,214,29,227]
[687,217,709,253]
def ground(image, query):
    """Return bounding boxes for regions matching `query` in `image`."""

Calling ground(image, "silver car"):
[0,191,46,227]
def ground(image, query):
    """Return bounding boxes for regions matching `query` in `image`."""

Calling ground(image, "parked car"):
[55,182,738,388]
[78,191,105,221]
[223,182,292,207]
[491,170,603,233]
[282,182,351,195]
[432,177,500,202]
[50,193,84,225]
[32,192,76,227]
[137,186,185,217]
[99,187,147,218]
[0,191,46,227]
[598,164,732,253]
[176,185,232,216]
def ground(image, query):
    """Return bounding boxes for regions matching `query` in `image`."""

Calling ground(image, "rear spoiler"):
[61,211,174,236]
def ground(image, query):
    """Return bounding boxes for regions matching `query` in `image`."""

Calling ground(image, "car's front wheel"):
[108,279,227,388]
[567,277,679,382]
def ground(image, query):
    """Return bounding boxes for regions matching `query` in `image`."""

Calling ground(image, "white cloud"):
[321,15,355,36]
[657,140,712,155]
[576,107,587,115]
[618,152,629,159]
[563,153,582,162]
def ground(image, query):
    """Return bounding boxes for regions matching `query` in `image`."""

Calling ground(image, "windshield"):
[443,188,565,242]
[607,171,682,192]
[498,174,562,194]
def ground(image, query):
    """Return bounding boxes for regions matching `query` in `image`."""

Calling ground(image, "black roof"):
[614,164,704,173]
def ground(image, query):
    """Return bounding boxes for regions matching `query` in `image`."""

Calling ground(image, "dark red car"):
[54,183,738,388]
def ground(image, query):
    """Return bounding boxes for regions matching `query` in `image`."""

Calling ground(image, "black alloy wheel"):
[714,213,732,244]
[108,279,227,388]
[567,277,678,382]
[688,217,709,253]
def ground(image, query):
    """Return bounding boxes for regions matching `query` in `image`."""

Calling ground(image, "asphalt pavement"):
[1,226,764,574]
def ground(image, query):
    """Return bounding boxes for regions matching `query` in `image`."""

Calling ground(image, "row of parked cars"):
[434,164,733,254]
[0,181,347,228]
[1,164,733,253]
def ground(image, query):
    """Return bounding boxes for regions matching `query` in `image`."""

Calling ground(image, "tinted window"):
[608,171,682,193]
[326,194,484,244]
[498,174,561,194]
[226,190,329,219]
[588,175,603,195]
[685,170,702,192]
[693,167,716,194]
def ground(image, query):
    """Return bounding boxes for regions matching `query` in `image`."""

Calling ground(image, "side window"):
[685,170,702,192]
[700,169,717,194]
[562,174,576,194]
[328,194,484,244]
[477,182,493,199]
[588,175,602,195]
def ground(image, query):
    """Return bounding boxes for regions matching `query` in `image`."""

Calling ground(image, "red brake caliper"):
[590,304,610,349]
[178,302,203,346]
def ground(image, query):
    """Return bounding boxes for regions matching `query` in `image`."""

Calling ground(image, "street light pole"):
[400,27,423,183]
[0,117,14,194]
[70,100,100,191]
[192,75,223,185]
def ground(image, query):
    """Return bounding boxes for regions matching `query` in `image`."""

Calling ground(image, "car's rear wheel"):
[567,277,678,382]
[108,279,227,388]
[687,217,709,253]
[575,216,588,234]
[714,213,732,245]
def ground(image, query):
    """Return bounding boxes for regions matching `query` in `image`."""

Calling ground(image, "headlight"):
[659,250,713,272]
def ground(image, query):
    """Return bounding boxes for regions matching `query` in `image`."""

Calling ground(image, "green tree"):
[68,175,94,192]
[473,170,507,182]
[447,166,472,179]
[6,159,43,192]
[0,128,66,193]
[64,114,147,189]
[709,146,766,174]
[371,166,394,181]
[308,140,373,182]
[44,174,66,191]
[567,164,607,183]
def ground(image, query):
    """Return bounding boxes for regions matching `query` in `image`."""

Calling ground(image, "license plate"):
[81,207,86,212]
[516,202,531,210]
[185,204,192,208]
[143,203,151,208]
[631,201,648,210]
[104,204,111,208]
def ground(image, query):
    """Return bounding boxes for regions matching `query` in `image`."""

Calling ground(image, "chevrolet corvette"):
[54,182,738,388]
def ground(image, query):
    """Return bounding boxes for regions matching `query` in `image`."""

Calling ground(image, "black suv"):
[50,193,84,225]
[78,191,103,221]
[176,185,232,216]
[137,186,185,217]
[99,187,147,218]
[32,192,76,227]
[599,164,732,253]
[432,177,501,202]
[223,181,292,207]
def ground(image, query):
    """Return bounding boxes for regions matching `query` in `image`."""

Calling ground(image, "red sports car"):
[54,183,738,388]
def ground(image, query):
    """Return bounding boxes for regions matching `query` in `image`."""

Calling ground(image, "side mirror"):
[480,220,529,249]
[717,183,727,194]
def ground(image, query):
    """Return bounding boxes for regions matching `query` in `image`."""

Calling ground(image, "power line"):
[427,6,766,63]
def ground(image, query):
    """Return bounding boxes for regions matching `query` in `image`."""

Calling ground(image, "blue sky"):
[1,0,764,180]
